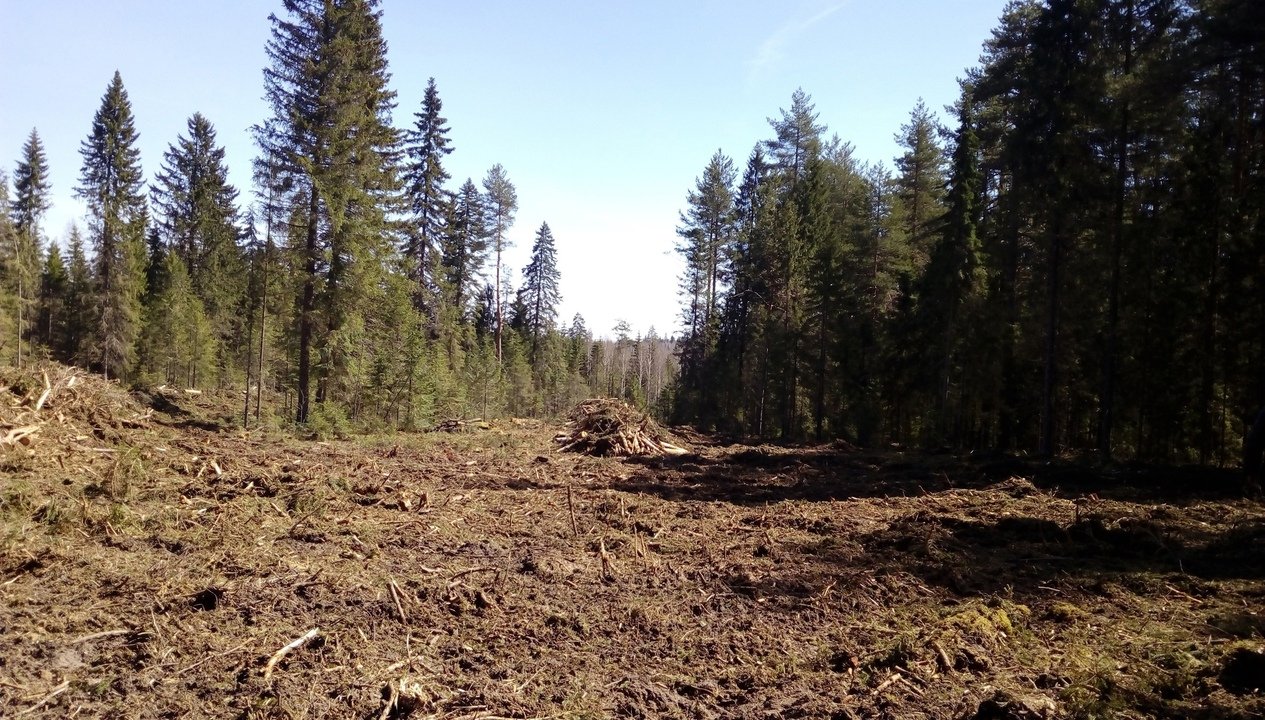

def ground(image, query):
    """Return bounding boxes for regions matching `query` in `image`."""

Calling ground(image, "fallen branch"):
[389,577,409,623]
[174,641,251,676]
[17,681,69,716]
[69,628,131,644]
[263,627,320,680]
[1,425,40,447]
[871,672,902,696]
[448,566,499,587]
[34,370,51,411]
[567,485,579,537]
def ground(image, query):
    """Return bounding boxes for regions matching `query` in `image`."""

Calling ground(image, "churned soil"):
[2,365,1264,718]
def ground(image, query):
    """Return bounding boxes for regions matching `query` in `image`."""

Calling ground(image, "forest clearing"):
[3,365,1263,719]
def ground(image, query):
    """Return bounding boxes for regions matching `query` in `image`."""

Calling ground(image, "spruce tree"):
[152,113,245,383]
[62,226,92,365]
[77,72,148,380]
[255,0,401,423]
[403,77,453,309]
[10,129,52,366]
[519,222,561,366]
[442,178,489,316]
[38,244,67,351]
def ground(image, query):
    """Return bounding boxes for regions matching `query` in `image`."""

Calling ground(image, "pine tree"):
[519,222,561,366]
[152,113,245,384]
[403,77,453,310]
[676,150,736,336]
[0,174,16,361]
[764,88,825,185]
[893,100,947,268]
[482,164,518,362]
[675,150,736,422]
[77,72,148,380]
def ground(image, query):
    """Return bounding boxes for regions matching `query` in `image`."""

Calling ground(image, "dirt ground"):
[2,366,1265,719]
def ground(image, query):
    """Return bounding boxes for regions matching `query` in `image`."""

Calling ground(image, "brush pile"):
[555,398,688,457]
[0,364,151,450]
[430,418,490,433]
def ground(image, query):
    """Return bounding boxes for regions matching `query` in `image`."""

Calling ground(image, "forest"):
[2,0,1264,465]
[673,0,1265,465]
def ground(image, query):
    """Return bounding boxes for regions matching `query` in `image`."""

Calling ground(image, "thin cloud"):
[750,1,851,75]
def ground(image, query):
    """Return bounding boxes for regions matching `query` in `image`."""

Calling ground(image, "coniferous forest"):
[674,0,1265,464]
[2,0,1263,464]
[0,0,676,435]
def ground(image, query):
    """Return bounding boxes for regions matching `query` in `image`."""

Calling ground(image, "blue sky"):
[0,0,1007,338]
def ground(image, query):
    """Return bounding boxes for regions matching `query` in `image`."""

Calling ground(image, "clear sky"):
[0,0,1007,339]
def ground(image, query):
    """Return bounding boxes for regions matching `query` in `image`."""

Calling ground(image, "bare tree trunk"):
[297,192,318,424]
[1098,0,1132,462]
[256,232,269,423]
[495,243,504,364]
[1040,219,1062,457]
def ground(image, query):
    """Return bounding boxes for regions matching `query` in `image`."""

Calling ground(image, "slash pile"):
[554,398,688,457]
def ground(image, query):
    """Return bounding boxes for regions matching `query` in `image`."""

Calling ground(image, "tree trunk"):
[296,192,318,424]
[1040,217,1062,457]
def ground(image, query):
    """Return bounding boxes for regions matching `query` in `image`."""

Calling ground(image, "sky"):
[0,0,1007,339]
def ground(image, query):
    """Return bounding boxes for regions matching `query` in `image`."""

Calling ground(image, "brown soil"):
[2,365,1264,719]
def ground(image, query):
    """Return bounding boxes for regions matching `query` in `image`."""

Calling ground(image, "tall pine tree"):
[483,164,518,363]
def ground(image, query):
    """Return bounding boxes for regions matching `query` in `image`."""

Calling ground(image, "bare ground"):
[2,366,1264,719]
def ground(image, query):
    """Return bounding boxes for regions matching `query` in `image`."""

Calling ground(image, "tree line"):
[0,0,676,431]
[672,0,1265,463]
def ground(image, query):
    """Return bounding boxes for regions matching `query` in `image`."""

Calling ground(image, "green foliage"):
[76,71,148,381]
[138,247,217,388]
[152,113,245,386]
[256,0,401,423]
[442,178,489,316]
[482,163,518,363]
[673,0,1265,467]
[519,222,562,367]
[403,76,454,308]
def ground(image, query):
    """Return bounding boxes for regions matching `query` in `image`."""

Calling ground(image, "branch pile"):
[0,364,151,450]
[430,418,490,433]
[555,398,688,457]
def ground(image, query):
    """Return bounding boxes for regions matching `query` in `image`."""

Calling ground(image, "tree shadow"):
[856,506,1265,592]
[611,446,1251,507]
[606,444,1265,594]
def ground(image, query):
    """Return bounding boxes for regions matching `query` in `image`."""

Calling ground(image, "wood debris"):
[1,365,151,453]
[429,418,490,433]
[554,398,688,457]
